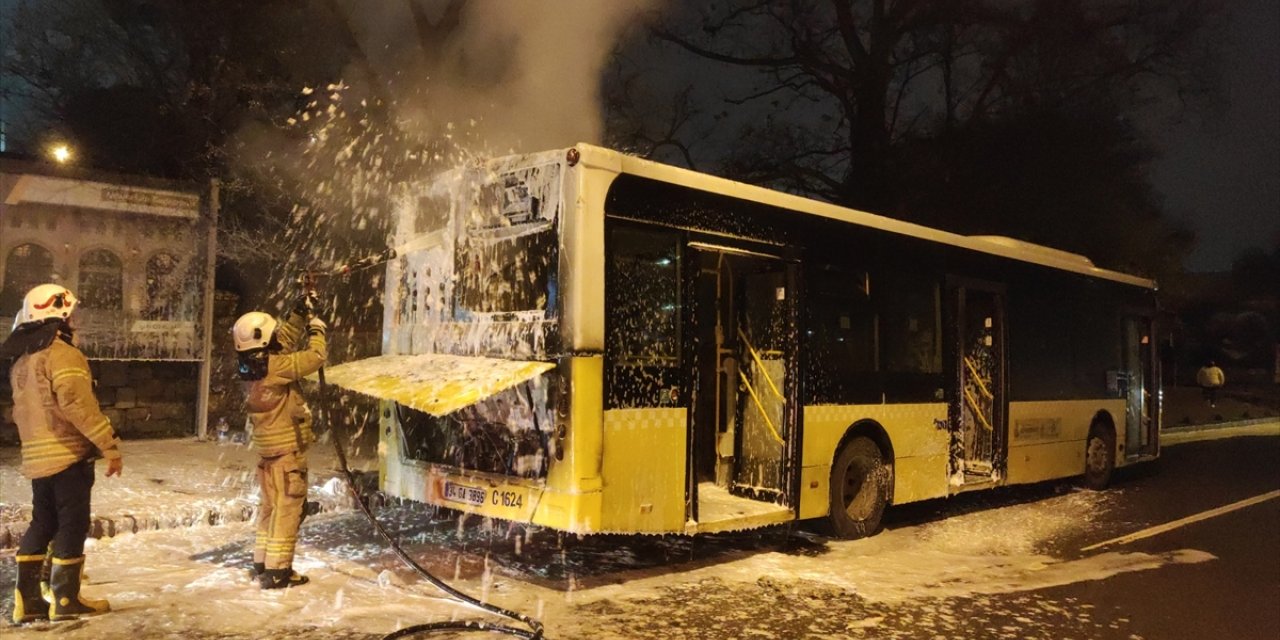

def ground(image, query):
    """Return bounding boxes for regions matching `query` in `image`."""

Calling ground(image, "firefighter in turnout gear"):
[1,284,121,623]
[233,294,326,589]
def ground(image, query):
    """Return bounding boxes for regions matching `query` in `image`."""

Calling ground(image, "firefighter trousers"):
[19,459,95,558]
[253,451,308,570]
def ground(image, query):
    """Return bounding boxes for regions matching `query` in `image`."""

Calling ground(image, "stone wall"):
[93,360,199,438]
[0,359,198,445]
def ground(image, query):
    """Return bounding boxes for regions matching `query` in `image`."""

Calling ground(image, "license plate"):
[442,481,486,506]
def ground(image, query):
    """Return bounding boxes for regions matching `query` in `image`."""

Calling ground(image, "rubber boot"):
[260,567,309,589]
[248,562,265,581]
[37,547,85,603]
[49,557,110,621]
[36,547,86,603]
[39,550,53,604]
[12,554,49,624]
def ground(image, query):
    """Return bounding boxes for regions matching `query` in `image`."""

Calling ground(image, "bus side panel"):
[534,355,604,532]
[379,399,422,503]
[1005,399,1125,485]
[799,403,950,519]
[599,408,687,533]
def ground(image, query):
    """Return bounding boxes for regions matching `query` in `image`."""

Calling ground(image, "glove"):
[307,317,327,335]
[294,292,317,315]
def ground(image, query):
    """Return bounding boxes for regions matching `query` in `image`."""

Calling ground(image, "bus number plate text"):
[492,490,523,508]
[443,482,486,506]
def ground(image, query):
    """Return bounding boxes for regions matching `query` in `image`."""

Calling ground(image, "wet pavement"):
[2,419,1276,639]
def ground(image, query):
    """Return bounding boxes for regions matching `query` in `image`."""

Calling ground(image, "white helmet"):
[15,284,79,328]
[232,311,278,351]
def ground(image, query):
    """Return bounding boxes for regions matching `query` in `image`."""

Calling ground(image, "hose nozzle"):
[332,248,397,276]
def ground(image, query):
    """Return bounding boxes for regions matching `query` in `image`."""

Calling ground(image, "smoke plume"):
[336,0,658,152]
[225,0,659,356]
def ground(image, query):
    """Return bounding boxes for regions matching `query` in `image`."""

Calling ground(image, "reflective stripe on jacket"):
[10,340,121,479]
[245,311,327,458]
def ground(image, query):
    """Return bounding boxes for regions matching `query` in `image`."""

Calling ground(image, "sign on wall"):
[5,175,199,219]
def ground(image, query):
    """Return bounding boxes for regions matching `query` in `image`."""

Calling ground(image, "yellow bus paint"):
[600,408,687,532]
[801,403,950,517]
[1006,399,1126,484]
[539,355,604,532]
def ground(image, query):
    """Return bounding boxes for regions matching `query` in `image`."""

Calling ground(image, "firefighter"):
[1,284,122,623]
[232,295,326,589]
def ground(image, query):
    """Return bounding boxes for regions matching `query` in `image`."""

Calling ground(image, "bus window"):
[879,273,943,401]
[456,226,557,314]
[455,167,560,316]
[806,267,878,404]
[606,225,682,408]
[397,378,554,479]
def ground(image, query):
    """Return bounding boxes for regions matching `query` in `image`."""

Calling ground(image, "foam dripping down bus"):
[321,144,1160,538]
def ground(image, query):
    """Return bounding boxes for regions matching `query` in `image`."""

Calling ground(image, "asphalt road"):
[868,432,1280,640]
[549,432,1280,639]
[1030,434,1280,640]
[768,430,1280,640]
[458,431,1280,639]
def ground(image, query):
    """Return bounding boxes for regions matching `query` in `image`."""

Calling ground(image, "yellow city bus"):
[322,144,1160,538]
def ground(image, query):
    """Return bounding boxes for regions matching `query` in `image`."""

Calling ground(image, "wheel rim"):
[1086,436,1110,473]
[841,459,878,520]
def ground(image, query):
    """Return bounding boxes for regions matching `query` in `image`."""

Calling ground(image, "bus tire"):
[828,436,889,539]
[1083,424,1116,490]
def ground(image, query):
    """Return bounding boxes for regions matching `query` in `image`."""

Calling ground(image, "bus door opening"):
[689,244,797,513]
[950,283,1006,483]
[1122,315,1158,457]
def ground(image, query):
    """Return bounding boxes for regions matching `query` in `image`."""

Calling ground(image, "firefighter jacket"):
[9,338,122,480]
[244,311,327,458]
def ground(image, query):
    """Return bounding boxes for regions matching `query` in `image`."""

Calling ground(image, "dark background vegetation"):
[1,0,1276,390]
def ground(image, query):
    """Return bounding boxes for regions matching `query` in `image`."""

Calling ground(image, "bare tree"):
[649,0,1223,214]
[603,54,705,169]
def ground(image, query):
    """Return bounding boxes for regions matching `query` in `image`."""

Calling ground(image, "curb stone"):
[0,474,362,549]
[1161,416,1280,435]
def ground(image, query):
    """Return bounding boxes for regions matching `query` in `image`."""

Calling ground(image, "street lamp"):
[49,143,73,164]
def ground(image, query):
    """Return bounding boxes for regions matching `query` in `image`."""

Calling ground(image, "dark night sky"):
[0,1,1273,275]
[1150,0,1280,273]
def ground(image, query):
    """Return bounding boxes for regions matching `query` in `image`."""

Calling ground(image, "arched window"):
[78,249,123,310]
[1,243,55,316]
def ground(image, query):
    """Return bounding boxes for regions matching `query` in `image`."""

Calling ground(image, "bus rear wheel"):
[828,437,889,539]
[1083,425,1116,490]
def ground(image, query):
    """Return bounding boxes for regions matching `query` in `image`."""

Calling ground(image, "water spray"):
[301,273,545,640]
[298,248,399,294]
[329,247,398,277]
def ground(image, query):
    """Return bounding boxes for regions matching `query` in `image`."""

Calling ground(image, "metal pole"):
[195,178,219,439]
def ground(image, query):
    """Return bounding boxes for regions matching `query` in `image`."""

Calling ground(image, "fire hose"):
[301,255,546,639]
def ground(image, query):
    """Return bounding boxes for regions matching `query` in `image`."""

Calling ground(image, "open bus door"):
[948,279,1007,487]
[687,242,797,532]
[1121,314,1160,458]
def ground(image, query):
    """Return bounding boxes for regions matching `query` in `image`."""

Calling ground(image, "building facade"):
[0,156,214,440]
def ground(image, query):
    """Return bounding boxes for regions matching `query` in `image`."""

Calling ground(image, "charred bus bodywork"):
[321,144,1160,537]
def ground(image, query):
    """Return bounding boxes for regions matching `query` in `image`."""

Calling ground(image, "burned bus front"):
[320,150,591,529]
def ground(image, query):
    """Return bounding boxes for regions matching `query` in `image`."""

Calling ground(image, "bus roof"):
[574,143,1156,290]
